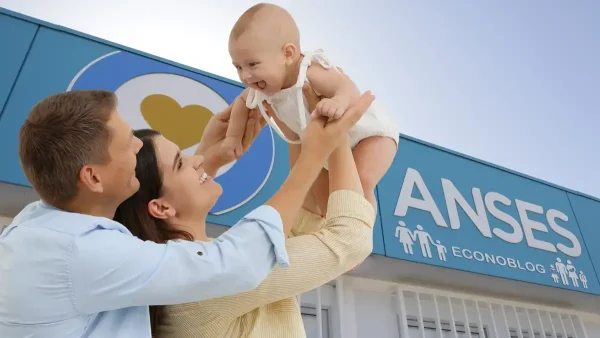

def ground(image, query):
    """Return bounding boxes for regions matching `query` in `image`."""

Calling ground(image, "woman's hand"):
[301,87,374,164]
[196,104,267,176]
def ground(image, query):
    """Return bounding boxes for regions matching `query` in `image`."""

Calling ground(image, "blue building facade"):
[1,8,599,299]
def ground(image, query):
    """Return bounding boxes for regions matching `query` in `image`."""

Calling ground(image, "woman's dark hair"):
[113,128,193,335]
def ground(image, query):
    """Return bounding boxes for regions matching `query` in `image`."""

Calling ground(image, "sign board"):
[378,137,600,294]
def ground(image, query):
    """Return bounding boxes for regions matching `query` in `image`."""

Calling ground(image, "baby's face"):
[229,33,287,96]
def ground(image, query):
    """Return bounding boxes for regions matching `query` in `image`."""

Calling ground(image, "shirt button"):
[197,251,203,256]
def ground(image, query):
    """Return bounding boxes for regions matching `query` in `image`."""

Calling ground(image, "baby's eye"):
[249,62,260,67]
[235,65,242,71]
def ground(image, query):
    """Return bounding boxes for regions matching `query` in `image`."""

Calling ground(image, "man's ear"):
[148,198,176,219]
[283,43,298,65]
[79,165,103,193]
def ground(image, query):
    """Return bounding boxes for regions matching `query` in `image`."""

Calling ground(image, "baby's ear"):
[283,43,298,64]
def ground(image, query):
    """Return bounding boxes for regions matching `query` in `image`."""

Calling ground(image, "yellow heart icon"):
[140,94,214,150]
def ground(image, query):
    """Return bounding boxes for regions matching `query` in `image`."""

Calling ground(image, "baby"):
[223,3,399,213]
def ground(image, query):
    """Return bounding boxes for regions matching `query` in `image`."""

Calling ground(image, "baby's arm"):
[306,64,361,120]
[223,89,251,159]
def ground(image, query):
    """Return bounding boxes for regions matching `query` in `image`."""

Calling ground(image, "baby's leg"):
[347,136,396,272]
[352,136,397,212]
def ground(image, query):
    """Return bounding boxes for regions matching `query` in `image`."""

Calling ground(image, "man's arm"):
[195,92,266,177]
[69,206,289,314]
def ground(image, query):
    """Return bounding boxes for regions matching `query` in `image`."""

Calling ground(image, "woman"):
[115,87,377,337]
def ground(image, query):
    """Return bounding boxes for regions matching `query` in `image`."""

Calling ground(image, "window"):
[399,315,489,338]
[301,305,330,338]
[508,329,573,338]
[392,287,586,338]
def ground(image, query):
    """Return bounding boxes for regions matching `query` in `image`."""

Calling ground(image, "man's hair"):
[19,90,116,206]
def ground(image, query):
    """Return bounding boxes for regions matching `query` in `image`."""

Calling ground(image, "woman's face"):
[150,135,222,219]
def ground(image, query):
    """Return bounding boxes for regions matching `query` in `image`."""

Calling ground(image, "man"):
[0,86,374,337]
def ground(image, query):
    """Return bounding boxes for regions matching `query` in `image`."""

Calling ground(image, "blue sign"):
[566,193,600,287]
[378,137,600,294]
[0,14,37,116]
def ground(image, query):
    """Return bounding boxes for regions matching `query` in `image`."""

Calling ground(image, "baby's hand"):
[221,136,244,160]
[312,98,347,121]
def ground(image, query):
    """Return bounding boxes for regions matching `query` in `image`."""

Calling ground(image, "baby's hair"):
[230,3,300,48]
[230,3,269,40]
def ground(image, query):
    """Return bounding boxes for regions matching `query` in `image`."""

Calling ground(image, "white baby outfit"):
[246,49,400,152]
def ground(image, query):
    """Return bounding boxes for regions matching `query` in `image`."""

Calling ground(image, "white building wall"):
[298,276,600,338]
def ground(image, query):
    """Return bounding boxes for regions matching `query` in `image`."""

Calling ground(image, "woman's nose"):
[193,155,205,169]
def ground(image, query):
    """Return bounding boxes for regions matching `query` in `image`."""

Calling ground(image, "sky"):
[1,0,599,197]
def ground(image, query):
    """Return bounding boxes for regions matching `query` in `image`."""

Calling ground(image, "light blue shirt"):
[0,201,290,338]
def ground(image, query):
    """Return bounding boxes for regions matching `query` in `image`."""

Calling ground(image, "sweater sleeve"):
[161,189,375,324]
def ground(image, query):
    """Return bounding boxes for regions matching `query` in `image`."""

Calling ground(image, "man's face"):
[94,110,143,205]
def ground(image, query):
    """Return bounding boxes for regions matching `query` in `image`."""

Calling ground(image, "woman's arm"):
[159,95,376,324]
[265,104,321,217]
[162,189,375,322]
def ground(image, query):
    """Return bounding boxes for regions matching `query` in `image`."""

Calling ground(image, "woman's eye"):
[177,158,183,170]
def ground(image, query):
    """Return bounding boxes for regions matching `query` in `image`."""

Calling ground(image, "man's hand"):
[196,104,266,176]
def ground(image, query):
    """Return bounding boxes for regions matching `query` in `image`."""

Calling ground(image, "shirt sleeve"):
[160,190,376,324]
[69,205,289,314]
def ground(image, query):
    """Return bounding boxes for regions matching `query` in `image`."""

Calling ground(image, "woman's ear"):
[148,198,176,219]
